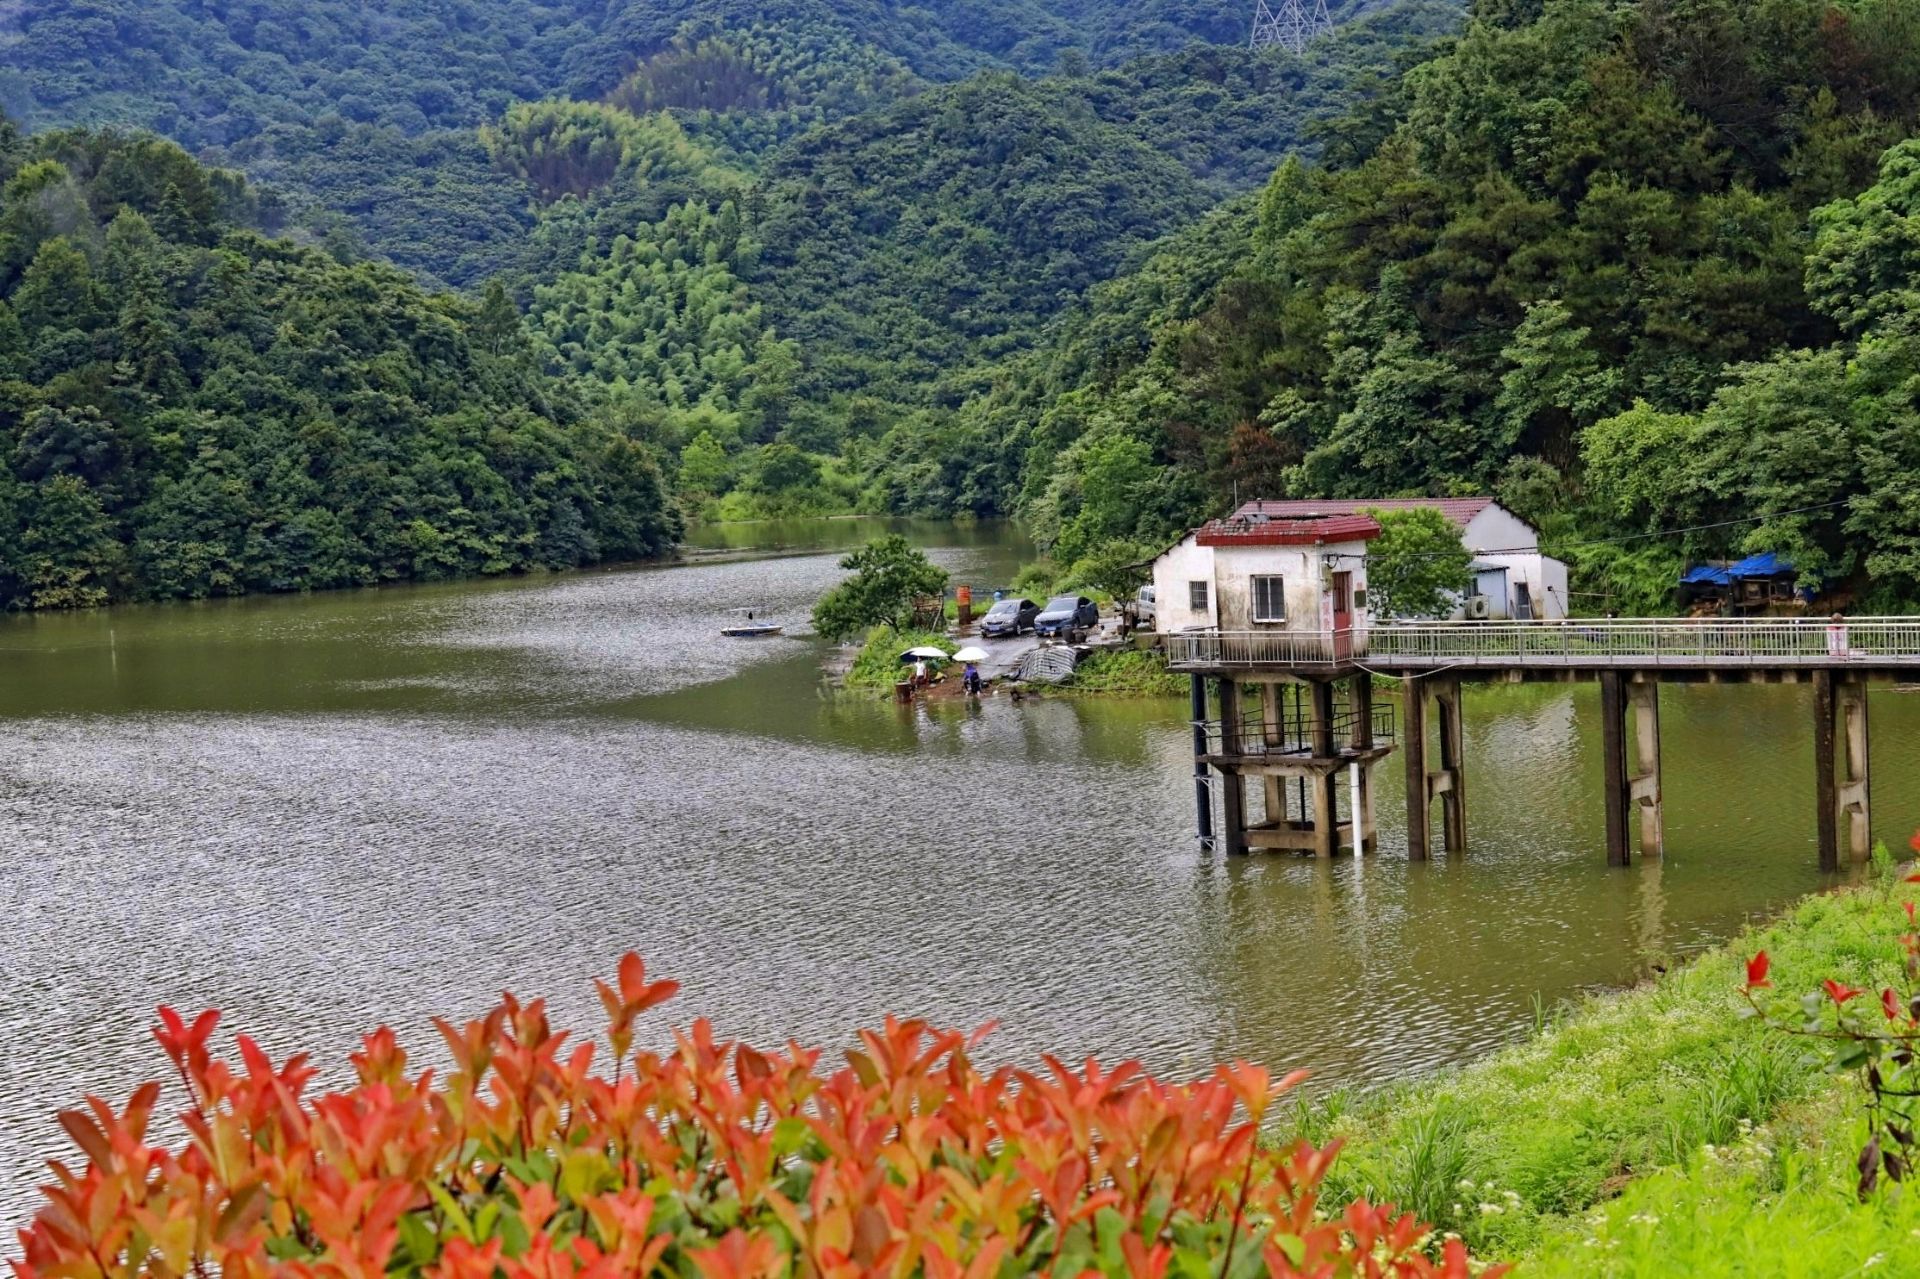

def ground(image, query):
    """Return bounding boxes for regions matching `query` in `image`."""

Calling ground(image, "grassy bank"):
[1300,864,1919,1273]
[1064,646,1188,697]
[843,625,952,691]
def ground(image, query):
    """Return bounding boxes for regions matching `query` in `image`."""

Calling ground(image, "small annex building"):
[1224,498,1570,621]
[1153,511,1379,636]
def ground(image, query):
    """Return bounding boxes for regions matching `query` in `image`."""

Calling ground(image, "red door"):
[1331,572,1354,661]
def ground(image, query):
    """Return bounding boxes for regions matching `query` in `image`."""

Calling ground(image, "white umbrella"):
[899,646,951,661]
[951,646,990,663]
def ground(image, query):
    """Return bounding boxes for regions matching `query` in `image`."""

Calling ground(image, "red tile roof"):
[1234,497,1496,531]
[1195,514,1381,547]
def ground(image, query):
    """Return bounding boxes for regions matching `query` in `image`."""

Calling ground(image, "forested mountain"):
[0,125,678,608]
[6,0,1414,152]
[6,1,1448,285]
[961,0,1920,607]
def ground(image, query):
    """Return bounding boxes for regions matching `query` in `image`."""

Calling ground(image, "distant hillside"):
[0,124,679,609]
[1,0,1448,153]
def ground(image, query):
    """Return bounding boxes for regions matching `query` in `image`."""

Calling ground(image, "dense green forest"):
[9,0,1920,610]
[0,125,678,608]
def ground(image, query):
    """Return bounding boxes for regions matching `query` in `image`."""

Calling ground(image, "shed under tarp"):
[1728,552,1795,579]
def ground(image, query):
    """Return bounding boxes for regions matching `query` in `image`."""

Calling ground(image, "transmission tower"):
[1250,0,1334,54]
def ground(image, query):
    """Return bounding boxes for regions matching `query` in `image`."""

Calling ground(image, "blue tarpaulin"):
[1728,552,1795,579]
[1682,554,1795,586]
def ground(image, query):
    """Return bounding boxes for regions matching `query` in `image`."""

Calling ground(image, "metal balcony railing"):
[1164,618,1920,671]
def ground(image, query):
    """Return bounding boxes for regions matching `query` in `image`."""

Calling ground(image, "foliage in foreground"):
[1742,840,1920,1197]
[12,955,1495,1279]
[1303,869,1920,1258]
[1508,856,1920,1275]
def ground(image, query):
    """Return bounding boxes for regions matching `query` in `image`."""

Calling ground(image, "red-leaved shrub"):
[13,954,1500,1278]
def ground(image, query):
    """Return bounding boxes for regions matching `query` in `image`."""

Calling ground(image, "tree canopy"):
[0,125,680,609]
[1363,509,1472,619]
[811,534,949,640]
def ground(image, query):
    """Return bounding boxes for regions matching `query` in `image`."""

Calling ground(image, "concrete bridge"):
[1165,618,1920,870]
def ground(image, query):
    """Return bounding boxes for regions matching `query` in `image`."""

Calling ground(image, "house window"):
[1251,575,1287,624]
[1188,580,1210,612]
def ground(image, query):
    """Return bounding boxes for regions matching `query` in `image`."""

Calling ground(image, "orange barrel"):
[956,585,973,625]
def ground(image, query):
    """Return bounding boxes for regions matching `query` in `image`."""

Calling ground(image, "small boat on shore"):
[721,608,784,638]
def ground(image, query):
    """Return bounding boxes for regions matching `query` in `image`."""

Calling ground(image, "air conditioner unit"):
[1464,594,1492,621]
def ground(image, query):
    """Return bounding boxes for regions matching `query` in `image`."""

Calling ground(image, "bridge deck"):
[1164,618,1920,674]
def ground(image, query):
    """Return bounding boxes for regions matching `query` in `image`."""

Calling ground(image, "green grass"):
[1064,646,1187,697]
[843,625,952,691]
[1525,1088,1920,1275]
[1298,869,1919,1269]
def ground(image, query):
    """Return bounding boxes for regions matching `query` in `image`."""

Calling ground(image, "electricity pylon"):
[1250,0,1334,54]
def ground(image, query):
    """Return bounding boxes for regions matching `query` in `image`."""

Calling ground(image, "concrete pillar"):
[1814,671,1838,873]
[1302,682,1338,857]
[1628,678,1664,858]
[1351,674,1376,855]
[1403,680,1430,861]
[1309,680,1336,758]
[1218,678,1248,856]
[1260,682,1286,821]
[1840,676,1872,862]
[1600,671,1631,867]
[1434,677,1467,856]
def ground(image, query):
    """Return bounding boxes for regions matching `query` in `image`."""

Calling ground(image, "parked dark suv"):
[980,597,1040,637]
[1034,595,1099,637]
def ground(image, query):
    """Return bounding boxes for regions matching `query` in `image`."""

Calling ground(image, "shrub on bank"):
[14,956,1493,1279]
[1066,647,1188,697]
[844,625,952,690]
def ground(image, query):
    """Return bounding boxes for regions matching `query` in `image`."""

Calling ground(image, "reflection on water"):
[0,516,1914,1223]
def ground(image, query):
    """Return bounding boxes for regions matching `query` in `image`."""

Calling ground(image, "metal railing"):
[1164,629,1354,669]
[1164,618,1920,670]
[1195,702,1397,758]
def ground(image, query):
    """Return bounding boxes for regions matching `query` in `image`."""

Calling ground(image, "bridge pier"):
[1199,675,1387,857]
[1351,673,1379,854]
[1600,673,1664,866]
[1404,676,1466,859]
[1814,671,1873,870]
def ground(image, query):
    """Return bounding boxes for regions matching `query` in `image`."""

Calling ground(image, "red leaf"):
[1884,988,1901,1021]
[1826,979,1864,1006]
[1909,830,1920,855]
[1745,952,1771,991]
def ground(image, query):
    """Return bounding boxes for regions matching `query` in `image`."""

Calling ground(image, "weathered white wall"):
[1154,536,1374,631]
[1152,536,1217,631]
[1474,553,1570,619]
[1213,545,1319,630]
